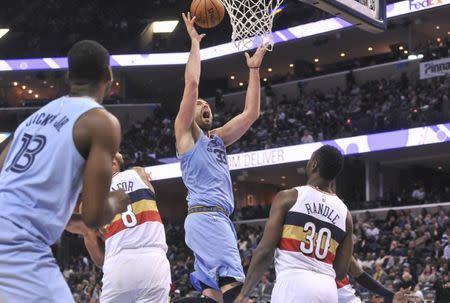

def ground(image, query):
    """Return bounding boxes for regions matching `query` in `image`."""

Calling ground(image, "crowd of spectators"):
[59,205,450,302]
[121,74,450,167]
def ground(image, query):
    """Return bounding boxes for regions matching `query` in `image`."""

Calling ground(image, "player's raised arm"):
[175,12,205,155]
[333,211,354,280]
[211,46,266,147]
[234,189,297,303]
[74,108,128,229]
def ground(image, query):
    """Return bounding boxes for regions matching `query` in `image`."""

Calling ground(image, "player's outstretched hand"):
[245,44,268,69]
[393,289,421,303]
[109,189,130,215]
[182,12,206,43]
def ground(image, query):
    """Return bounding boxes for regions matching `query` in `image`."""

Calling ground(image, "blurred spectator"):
[412,186,426,201]
[301,129,314,143]
[418,265,437,284]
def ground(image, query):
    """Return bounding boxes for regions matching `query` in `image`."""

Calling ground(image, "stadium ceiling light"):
[28,89,33,94]
[314,58,319,63]
[34,94,39,99]
[21,85,26,90]
[263,78,267,82]
[151,21,179,33]
[230,75,235,80]
[436,25,440,30]
[268,67,273,72]
[239,82,243,86]
[404,50,408,54]
[289,63,294,68]
[13,81,18,86]
[0,28,9,40]
[368,47,373,51]
[340,52,346,57]
[260,178,265,182]
[438,166,443,170]
[399,45,404,50]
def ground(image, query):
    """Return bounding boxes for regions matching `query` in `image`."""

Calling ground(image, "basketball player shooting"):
[0,40,129,302]
[174,12,266,303]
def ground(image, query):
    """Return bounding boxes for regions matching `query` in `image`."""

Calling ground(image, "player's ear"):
[311,158,319,172]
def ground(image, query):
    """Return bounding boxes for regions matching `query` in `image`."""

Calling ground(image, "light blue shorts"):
[184,212,245,291]
[0,217,73,303]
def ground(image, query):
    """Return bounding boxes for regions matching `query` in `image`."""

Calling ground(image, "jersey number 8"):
[121,205,138,228]
[299,222,332,260]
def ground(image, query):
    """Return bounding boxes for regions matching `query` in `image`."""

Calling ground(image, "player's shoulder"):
[273,188,298,211]
[75,107,120,136]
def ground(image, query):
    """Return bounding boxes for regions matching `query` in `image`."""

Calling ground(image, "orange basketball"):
[190,0,225,29]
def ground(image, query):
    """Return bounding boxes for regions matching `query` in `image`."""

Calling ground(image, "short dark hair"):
[67,40,110,84]
[315,145,344,180]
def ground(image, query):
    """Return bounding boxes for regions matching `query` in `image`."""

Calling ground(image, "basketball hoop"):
[220,0,284,51]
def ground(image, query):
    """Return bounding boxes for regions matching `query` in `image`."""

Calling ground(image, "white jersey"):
[103,169,168,259]
[274,185,348,279]
[337,277,361,303]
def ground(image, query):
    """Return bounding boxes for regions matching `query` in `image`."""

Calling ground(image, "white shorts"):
[271,270,338,303]
[338,285,362,303]
[101,248,171,303]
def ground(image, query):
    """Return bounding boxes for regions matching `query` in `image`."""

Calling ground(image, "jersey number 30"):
[299,222,332,260]
[7,133,46,173]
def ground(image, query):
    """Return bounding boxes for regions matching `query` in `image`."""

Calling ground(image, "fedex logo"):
[409,0,444,10]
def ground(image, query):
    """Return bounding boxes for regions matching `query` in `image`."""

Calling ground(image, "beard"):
[199,121,212,131]
[196,117,212,131]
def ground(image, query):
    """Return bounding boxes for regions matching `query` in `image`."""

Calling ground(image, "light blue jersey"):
[0,96,101,245]
[179,133,234,215]
[179,132,244,291]
[0,96,101,303]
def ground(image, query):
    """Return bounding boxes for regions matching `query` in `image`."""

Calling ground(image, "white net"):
[220,0,284,51]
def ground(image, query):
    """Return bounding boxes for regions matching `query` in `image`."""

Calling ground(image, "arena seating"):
[121,75,450,167]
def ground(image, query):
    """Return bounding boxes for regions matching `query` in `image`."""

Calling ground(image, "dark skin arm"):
[234,189,297,303]
[333,211,354,280]
[348,255,364,277]
[66,213,105,268]
[73,108,128,229]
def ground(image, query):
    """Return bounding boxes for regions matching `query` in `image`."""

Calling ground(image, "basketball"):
[190,0,225,29]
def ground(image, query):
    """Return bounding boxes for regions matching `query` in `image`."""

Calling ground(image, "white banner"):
[146,123,450,181]
[420,57,450,79]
